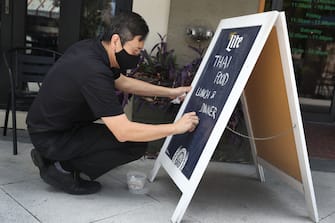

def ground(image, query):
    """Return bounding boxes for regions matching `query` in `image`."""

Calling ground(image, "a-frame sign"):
[149,11,319,223]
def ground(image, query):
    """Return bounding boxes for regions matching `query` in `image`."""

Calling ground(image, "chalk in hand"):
[170,93,187,104]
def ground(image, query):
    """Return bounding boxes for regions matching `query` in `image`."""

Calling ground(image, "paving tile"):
[0,142,38,185]
[312,171,335,220]
[319,213,335,223]
[186,167,311,223]
[0,187,38,223]
[2,176,155,223]
[1,139,335,223]
[96,202,201,223]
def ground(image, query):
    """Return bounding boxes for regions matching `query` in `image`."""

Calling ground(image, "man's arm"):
[101,112,199,142]
[114,74,191,99]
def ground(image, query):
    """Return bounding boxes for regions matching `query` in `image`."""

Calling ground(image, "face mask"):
[115,48,140,70]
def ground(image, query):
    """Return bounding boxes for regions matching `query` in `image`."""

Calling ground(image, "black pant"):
[28,123,147,180]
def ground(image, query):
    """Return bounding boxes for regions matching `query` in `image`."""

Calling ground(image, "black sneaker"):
[31,149,48,177]
[42,164,101,195]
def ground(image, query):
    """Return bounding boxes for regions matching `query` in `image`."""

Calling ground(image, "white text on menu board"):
[197,33,244,120]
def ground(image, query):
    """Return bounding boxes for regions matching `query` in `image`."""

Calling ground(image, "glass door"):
[282,1,335,116]
[80,0,116,40]
[79,0,133,40]
[26,0,61,51]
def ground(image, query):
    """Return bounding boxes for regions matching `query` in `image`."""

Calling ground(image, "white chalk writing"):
[213,55,232,69]
[210,91,216,99]
[199,103,217,119]
[195,87,211,100]
[213,71,229,86]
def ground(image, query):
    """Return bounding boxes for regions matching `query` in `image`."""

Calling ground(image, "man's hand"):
[174,112,199,134]
[169,86,192,104]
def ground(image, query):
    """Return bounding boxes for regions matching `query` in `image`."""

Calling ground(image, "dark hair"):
[100,11,149,45]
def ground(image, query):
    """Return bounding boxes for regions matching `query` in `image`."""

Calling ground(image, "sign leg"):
[171,192,193,223]
[240,93,265,182]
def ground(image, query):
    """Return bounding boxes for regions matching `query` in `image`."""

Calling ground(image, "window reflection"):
[26,0,60,50]
[80,0,116,39]
[283,0,335,108]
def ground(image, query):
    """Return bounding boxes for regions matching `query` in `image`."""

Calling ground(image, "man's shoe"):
[31,149,48,177]
[42,164,101,195]
[31,149,46,168]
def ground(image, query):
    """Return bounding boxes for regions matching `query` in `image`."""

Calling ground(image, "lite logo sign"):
[226,33,244,52]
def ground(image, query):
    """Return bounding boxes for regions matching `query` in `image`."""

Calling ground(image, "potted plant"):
[124,33,203,156]
[129,33,203,110]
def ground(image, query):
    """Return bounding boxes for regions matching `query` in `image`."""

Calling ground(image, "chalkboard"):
[150,12,318,223]
[165,26,261,179]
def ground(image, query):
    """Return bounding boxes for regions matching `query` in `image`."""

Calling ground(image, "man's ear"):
[111,34,121,50]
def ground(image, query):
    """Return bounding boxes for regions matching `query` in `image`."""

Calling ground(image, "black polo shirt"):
[26,39,124,133]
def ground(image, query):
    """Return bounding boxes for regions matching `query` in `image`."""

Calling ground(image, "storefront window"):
[80,0,133,40]
[80,0,116,40]
[283,0,335,109]
[26,0,60,50]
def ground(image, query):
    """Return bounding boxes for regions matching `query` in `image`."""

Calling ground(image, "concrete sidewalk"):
[1,140,335,223]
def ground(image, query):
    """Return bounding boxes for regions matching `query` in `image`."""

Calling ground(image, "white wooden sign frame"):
[149,11,318,223]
